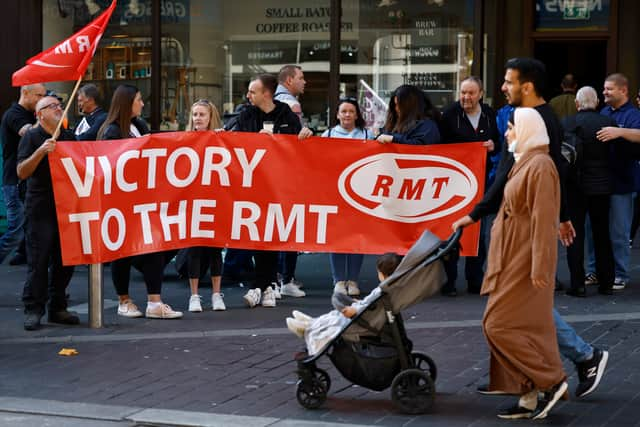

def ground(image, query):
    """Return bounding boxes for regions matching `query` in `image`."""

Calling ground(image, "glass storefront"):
[43,0,476,133]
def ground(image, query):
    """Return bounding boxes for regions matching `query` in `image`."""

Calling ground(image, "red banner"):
[12,1,116,86]
[49,132,485,265]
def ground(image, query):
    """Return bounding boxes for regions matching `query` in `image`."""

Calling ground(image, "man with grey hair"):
[562,86,618,298]
[0,83,46,265]
[75,83,107,141]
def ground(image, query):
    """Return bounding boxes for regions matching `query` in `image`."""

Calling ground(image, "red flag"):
[12,1,117,87]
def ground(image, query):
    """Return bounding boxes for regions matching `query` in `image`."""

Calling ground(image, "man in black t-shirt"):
[17,96,77,331]
[0,83,45,264]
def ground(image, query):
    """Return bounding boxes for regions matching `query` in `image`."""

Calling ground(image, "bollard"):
[88,263,103,328]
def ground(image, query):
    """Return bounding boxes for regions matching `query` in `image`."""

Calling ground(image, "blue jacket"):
[383,119,440,145]
[321,125,374,139]
[601,101,640,194]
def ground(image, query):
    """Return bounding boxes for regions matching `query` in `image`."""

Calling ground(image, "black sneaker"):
[531,381,568,420]
[476,383,509,395]
[48,310,80,325]
[575,348,609,398]
[497,403,534,419]
[24,313,42,331]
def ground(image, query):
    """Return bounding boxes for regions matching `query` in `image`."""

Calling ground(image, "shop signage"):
[536,0,609,29]
[49,132,484,265]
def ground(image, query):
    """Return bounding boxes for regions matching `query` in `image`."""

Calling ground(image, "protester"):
[481,107,567,420]
[562,86,616,297]
[549,73,578,120]
[274,64,311,297]
[184,99,225,312]
[74,83,107,140]
[230,73,303,308]
[319,97,374,296]
[376,84,441,145]
[286,252,402,356]
[453,58,608,400]
[17,95,78,330]
[439,76,499,296]
[97,84,182,319]
[0,83,45,265]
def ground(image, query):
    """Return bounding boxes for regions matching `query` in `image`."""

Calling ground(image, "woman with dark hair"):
[97,85,182,320]
[376,84,441,145]
[320,97,375,296]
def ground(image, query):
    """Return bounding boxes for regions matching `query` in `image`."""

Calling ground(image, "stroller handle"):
[439,228,463,256]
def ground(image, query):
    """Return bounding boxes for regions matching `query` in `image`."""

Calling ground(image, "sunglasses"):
[339,96,357,102]
[38,102,63,113]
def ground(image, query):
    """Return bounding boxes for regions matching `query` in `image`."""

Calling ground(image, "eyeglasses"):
[339,96,357,102]
[38,102,63,113]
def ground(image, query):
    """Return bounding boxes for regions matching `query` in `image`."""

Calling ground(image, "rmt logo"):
[338,153,478,223]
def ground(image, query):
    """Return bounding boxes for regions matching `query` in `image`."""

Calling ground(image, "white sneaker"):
[346,280,361,296]
[146,303,183,319]
[281,281,306,297]
[272,282,282,299]
[286,317,307,338]
[261,286,277,307]
[292,310,313,323]
[290,278,304,289]
[188,295,203,312]
[117,300,143,318]
[243,288,261,308]
[334,281,348,294]
[212,293,226,311]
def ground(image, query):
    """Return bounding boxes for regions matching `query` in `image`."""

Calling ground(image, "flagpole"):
[52,75,83,141]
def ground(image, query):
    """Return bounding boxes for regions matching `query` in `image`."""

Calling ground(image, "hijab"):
[509,107,549,162]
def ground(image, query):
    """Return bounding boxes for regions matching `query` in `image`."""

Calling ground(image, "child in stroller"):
[286,252,403,355]
[292,229,460,414]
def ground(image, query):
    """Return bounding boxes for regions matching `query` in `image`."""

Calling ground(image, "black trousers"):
[22,202,74,315]
[112,252,164,296]
[253,250,278,291]
[566,192,614,290]
[186,246,222,279]
[442,218,487,292]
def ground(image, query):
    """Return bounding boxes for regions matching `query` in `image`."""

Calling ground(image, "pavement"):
[0,248,640,427]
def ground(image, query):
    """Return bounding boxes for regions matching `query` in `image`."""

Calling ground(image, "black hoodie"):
[231,100,301,135]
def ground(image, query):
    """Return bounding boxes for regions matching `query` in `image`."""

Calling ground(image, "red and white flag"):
[12,0,116,87]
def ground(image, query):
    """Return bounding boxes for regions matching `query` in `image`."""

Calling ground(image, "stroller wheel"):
[411,352,438,381]
[391,368,435,414]
[313,367,331,393]
[296,376,328,409]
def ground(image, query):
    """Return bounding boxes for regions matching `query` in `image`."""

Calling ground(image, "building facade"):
[0,0,638,133]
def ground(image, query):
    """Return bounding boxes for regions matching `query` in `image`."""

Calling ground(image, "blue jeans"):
[609,193,634,281]
[554,308,592,364]
[0,185,25,263]
[278,251,298,282]
[330,253,364,283]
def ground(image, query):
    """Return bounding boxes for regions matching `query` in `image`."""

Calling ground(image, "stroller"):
[294,229,462,414]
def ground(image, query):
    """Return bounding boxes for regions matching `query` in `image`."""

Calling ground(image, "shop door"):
[534,40,608,103]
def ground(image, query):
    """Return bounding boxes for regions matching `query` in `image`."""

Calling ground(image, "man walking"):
[0,83,46,265]
[453,58,608,412]
[75,83,107,141]
[231,74,302,308]
[17,95,78,331]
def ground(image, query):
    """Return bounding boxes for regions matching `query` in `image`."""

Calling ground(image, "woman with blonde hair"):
[184,99,225,311]
[482,107,567,420]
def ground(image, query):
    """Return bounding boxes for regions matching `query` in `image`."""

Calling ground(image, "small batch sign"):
[49,132,485,265]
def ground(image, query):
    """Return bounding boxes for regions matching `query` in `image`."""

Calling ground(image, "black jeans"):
[112,252,164,296]
[253,250,278,291]
[22,202,74,315]
[566,192,614,291]
[278,251,298,282]
[442,219,487,292]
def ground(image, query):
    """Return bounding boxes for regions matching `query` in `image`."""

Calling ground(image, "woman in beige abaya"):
[482,107,568,420]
